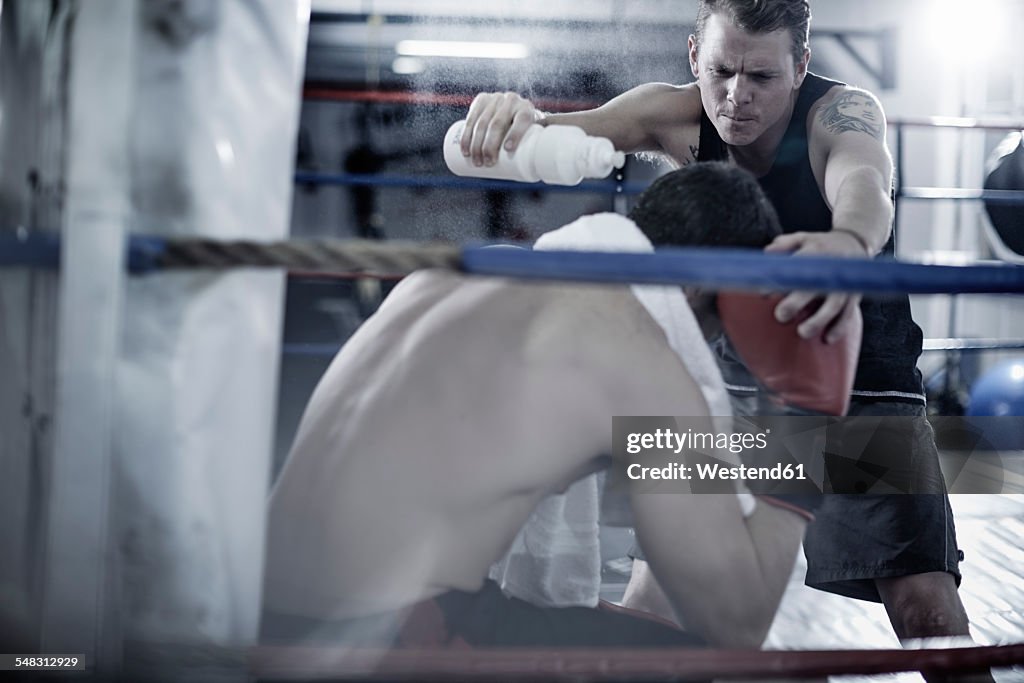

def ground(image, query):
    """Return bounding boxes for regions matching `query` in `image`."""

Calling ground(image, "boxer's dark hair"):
[693,0,811,65]
[629,162,782,249]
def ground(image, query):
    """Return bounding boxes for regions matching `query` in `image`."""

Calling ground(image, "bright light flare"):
[923,0,1012,67]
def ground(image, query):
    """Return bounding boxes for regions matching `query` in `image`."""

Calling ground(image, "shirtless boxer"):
[261,164,813,651]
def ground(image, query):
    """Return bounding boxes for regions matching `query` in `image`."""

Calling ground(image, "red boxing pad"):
[716,292,862,416]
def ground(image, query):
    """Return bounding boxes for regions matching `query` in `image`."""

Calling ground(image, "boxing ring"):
[4,3,1024,680]
[6,230,1024,681]
[7,173,1024,679]
[8,110,1024,683]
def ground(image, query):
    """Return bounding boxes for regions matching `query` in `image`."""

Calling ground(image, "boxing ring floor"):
[779,493,1024,682]
[600,486,1024,682]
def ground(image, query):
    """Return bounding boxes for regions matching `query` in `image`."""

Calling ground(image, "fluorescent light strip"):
[395,40,530,60]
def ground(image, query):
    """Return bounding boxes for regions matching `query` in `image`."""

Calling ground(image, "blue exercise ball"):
[968,359,1024,417]
[966,359,1024,450]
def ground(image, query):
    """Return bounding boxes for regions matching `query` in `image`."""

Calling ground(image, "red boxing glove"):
[716,292,862,416]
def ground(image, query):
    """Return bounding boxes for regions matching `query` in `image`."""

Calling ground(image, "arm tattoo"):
[819,91,883,139]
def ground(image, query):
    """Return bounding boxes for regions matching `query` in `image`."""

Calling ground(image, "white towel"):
[489,212,731,607]
[488,475,603,607]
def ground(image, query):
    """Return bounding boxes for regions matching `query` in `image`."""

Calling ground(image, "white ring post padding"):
[114,3,307,676]
[41,0,134,675]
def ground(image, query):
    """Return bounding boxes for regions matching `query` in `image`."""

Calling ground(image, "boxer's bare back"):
[263,270,708,618]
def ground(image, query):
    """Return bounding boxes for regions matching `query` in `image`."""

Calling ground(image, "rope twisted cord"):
[156,237,462,274]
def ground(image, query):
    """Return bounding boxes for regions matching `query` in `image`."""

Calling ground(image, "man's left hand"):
[764,230,868,344]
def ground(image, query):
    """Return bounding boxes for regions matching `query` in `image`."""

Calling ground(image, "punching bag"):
[984,131,1024,260]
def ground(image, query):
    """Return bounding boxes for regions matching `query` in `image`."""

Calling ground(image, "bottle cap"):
[580,138,626,178]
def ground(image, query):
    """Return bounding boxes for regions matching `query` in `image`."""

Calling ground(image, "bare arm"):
[630,480,805,647]
[819,89,894,253]
[623,501,807,641]
[767,87,894,343]
[459,84,699,167]
[582,291,806,647]
[615,363,804,647]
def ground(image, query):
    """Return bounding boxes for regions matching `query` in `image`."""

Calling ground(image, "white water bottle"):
[443,119,626,186]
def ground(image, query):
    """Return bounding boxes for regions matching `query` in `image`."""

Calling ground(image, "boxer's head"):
[629,162,781,337]
[629,162,781,250]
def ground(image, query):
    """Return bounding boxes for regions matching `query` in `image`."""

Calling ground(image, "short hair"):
[628,162,782,249]
[694,0,811,65]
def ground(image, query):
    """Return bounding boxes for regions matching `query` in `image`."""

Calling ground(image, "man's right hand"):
[461,92,541,168]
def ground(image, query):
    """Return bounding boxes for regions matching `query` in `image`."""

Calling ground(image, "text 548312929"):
[2,655,85,671]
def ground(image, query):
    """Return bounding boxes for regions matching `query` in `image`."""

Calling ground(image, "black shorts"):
[800,400,962,602]
[804,491,961,602]
[629,399,962,603]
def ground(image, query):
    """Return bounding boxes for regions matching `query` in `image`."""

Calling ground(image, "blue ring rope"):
[3,232,1024,295]
[0,232,61,268]
[461,246,1024,295]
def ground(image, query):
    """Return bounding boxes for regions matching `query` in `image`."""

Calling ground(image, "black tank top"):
[698,72,924,400]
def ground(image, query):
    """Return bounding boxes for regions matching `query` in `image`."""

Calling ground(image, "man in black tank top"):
[696,73,925,400]
[461,2,987,678]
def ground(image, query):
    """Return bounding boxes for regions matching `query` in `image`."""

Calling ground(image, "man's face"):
[689,13,809,147]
